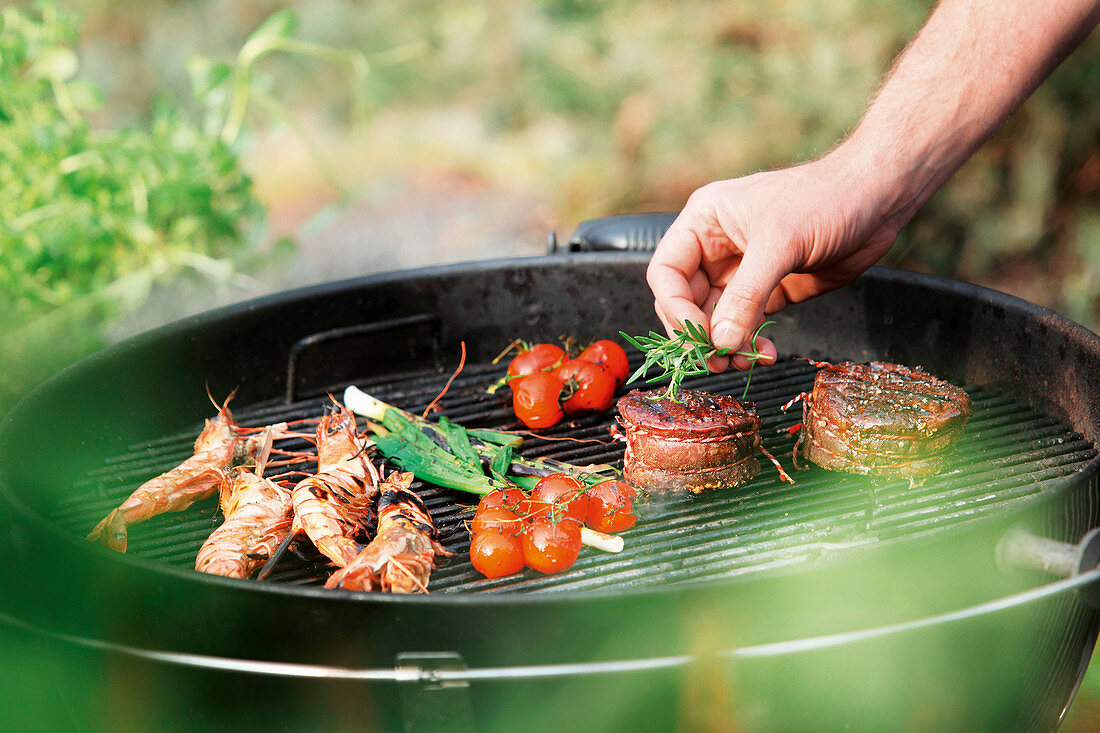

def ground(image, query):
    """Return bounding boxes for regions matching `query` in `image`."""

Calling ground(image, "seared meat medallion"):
[617,389,761,494]
[797,361,973,481]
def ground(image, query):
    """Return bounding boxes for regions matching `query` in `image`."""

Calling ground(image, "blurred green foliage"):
[0,4,378,411]
[64,0,1089,326]
[15,0,1095,345]
[0,8,257,308]
[0,4,265,409]
[0,1,1092,371]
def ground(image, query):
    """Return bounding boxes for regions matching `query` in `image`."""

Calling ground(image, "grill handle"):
[996,526,1100,610]
[396,652,474,733]
[9,567,1100,678]
[552,212,679,253]
[285,314,443,404]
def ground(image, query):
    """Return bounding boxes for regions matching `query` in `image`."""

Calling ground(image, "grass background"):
[3,1,1099,728]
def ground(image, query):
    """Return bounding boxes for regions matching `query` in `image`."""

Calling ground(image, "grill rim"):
[3,254,1100,733]
[1,255,1099,611]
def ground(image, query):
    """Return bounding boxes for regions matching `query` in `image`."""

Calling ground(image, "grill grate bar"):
[62,408,1072,534]
[58,404,1063,530]
[433,429,1092,592]
[432,450,1093,592]
[448,465,1088,594]
[56,355,1096,595]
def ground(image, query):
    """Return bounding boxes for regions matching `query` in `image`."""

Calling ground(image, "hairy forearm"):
[838,0,1100,228]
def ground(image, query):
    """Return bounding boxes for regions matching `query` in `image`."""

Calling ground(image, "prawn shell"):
[323,478,449,594]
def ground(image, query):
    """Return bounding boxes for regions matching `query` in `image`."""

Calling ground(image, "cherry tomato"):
[522,517,582,574]
[555,359,616,415]
[530,473,588,523]
[470,531,525,578]
[578,340,630,387]
[477,488,530,516]
[507,343,565,379]
[585,479,638,533]
[512,371,565,429]
[470,507,523,536]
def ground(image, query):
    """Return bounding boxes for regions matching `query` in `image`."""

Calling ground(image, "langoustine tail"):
[323,559,380,592]
[86,508,128,552]
[314,535,365,568]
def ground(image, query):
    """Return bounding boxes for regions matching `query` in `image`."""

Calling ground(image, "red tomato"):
[555,359,616,415]
[477,488,530,516]
[585,479,638,533]
[530,473,588,523]
[522,518,582,574]
[470,507,523,536]
[512,371,565,428]
[578,340,630,387]
[470,531,525,578]
[507,343,565,379]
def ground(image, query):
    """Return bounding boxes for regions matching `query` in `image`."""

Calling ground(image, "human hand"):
[646,150,902,372]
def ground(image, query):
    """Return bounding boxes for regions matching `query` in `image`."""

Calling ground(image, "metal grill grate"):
[53,356,1097,594]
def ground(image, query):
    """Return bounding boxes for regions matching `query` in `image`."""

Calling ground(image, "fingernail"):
[706,353,729,373]
[711,320,744,350]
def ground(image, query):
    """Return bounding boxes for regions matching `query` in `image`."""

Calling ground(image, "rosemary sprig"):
[619,320,775,401]
[737,320,776,398]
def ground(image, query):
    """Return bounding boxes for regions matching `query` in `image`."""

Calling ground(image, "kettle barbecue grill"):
[0,214,1098,731]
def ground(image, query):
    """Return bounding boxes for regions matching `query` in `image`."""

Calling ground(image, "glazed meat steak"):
[617,389,761,494]
[800,361,973,480]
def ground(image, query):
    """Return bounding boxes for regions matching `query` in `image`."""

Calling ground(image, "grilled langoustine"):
[324,472,450,593]
[88,396,267,553]
[290,401,379,567]
[195,427,293,578]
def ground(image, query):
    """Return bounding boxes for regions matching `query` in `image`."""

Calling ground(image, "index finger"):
[646,218,710,338]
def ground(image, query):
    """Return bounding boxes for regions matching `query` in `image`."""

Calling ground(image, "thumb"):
[710,241,792,352]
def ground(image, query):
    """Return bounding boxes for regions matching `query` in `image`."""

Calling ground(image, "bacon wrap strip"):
[324,472,451,593]
[616,388,762,494]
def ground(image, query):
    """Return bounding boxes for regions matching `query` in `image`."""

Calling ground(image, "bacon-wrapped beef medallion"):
[796,361,973,481]
[616,389,761,494]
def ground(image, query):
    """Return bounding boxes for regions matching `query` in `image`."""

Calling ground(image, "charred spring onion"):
[343,386,624,553]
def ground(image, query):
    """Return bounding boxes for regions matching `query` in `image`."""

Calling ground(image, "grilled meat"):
[797,361,973,480]
[616,389,761,494]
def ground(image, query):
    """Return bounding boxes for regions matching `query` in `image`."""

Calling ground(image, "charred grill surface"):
[617,389,761,493]
[51,355,1093,595]
[800,361,975,480]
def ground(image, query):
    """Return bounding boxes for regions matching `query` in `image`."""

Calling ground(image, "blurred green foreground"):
[0,2,1097,730]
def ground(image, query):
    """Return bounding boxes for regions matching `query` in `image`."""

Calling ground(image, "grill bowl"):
[1,254,1098,731]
